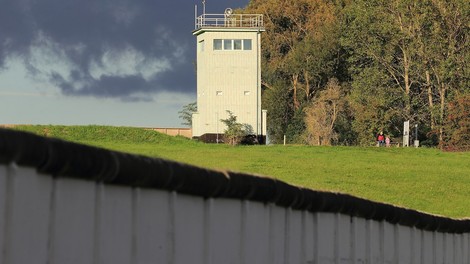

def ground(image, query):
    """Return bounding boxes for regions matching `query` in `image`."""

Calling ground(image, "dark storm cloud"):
[0,1,36,66]
[0,0,249,101]
[50,71,151,99]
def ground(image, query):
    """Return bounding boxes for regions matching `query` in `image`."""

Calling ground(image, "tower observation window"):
[213,39,253,51]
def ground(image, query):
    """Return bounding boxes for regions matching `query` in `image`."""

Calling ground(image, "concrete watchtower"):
[191,5,266,143]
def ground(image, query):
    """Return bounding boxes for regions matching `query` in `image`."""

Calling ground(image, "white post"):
[403,121,410,147]
[194,5,198,29]
[262,110,267,144]
[414,124,419,148]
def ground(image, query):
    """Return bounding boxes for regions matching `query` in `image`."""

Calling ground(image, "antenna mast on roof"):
[202,0,206,16]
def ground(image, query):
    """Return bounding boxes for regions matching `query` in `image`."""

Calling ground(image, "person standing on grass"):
[376,131,385,147]
[385,135,391,147]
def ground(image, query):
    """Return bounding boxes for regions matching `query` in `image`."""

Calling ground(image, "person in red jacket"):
[376,131,385,147]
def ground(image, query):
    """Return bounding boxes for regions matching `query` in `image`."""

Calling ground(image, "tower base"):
[193,133,266,145]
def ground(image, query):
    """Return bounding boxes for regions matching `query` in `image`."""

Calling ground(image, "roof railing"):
[195,13,264,30]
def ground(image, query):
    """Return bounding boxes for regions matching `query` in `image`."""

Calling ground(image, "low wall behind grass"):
[1,128,470,264]
[150,127,192,138]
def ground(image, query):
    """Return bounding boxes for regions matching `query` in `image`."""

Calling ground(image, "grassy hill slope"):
[12,125,470,218]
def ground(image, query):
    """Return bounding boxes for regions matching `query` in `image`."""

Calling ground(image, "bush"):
[220,111,253,146]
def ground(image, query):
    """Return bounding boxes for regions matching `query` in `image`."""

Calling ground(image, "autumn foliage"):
[243,0,469,148]
[441,94,470,151]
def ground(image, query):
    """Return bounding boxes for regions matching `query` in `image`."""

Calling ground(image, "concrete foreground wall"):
[2,164,470,264]
[1,128,470,263]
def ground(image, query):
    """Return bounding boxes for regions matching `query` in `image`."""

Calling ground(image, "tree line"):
[241,0,469,148]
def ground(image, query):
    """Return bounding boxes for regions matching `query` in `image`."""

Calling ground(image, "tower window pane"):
[234,39,242,50]
[213,39,222,50]
[243,39,252,50]
[224,39,232,50]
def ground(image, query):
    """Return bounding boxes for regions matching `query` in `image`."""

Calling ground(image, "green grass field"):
[12,125,470,218]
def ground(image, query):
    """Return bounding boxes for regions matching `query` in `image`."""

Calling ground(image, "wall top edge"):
[1,128,469,233]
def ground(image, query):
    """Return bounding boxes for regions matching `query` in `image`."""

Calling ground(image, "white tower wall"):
[192,13,264,140]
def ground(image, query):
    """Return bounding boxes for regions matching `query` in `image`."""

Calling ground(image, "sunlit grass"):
[13,125,470,218]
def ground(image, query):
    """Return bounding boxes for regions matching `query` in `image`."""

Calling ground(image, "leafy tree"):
[341,0,469,145]
[220,110,252,145]
[347,67,404,146]
[262,80,293,143]
[341,0,416,120]
[244,0,342,143]
[285,108,306,144]
[415,0,470,143]
[334,101,356,145]
[441,93,470,151]
[178,102,197,127]
[304,78,345,145]
[240,0,468,146]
